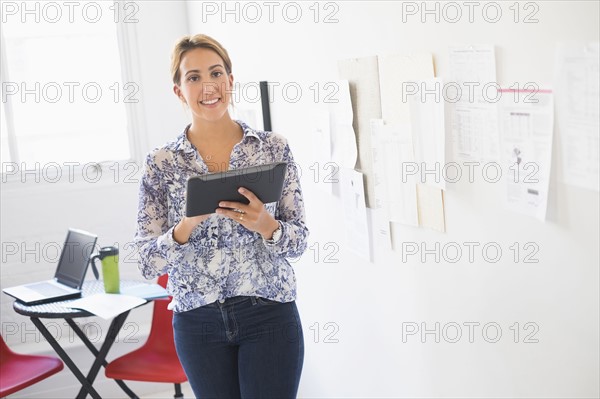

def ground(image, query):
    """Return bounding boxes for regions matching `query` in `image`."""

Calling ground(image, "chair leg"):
[174,383,183,398]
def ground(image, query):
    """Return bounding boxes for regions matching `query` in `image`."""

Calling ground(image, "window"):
[1,1,135,169]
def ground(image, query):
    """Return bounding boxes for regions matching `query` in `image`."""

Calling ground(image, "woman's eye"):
[212,71,223,78]
[188,75,199,82]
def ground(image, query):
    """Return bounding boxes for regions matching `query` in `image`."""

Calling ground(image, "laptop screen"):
[54,229,98,289]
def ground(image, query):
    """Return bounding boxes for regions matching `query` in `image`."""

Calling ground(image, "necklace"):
[188,124,242,162]
[202,145,231,161]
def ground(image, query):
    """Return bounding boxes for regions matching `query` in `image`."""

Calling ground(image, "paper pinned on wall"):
[370,119,419,249]
[309,104,335,194]
[416,184,446,233]
[338,56,382,208]
[370,119,392,248]
[329,80,358,170]
[554,42,600,191]
[417,187,445,232]
[498,89,554,221]
[339,167,372,261]
[408,77,447,190]
[378,52,435,127]
[370,120,391,246]
[449,45,499,162]
[378,52,445,232]
[370,120,419,229]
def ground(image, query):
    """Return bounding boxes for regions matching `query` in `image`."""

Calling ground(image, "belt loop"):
[251,296,257,306]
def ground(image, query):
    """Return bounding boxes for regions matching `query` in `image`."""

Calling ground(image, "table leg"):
[75,311,130,399]
[65,319,138,399]
[30,317,102,399]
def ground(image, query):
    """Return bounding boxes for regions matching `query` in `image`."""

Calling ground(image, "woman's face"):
[174,47,234,123]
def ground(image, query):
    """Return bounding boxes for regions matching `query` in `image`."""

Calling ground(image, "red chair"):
[105,274,187,398]
[0,334,64,397]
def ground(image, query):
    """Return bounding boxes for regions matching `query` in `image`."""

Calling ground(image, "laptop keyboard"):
[28,282,72,296]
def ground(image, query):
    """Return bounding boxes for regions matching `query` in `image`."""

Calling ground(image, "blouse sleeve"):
[263,138,309,259]
[134,151,189,279]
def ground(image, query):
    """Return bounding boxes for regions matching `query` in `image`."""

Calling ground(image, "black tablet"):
[185,162,288,217]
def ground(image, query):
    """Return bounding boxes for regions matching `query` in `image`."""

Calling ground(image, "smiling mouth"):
[200,98,220,105]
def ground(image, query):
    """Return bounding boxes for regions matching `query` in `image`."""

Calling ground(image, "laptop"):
[3,228,98,305]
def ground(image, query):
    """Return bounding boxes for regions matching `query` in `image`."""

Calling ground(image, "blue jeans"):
[173,296,304,398]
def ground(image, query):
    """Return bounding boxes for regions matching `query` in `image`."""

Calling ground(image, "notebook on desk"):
[2,228,98,305]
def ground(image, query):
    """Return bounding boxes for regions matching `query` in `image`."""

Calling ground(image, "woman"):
[135,34,309,398]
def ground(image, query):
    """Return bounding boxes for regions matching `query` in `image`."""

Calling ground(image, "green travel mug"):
[91,246,120,293]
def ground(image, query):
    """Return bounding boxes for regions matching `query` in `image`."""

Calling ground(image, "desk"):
[12,280,151,399]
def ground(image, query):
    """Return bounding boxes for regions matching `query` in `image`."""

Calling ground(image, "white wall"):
[186,1,599,398]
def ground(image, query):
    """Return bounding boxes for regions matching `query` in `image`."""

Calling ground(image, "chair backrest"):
[144,274,175,354]
[0,335,14,364]
[0,333,64,398]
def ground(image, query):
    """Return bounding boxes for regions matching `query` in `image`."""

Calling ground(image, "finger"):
[216,207,248,222]
[238,187,263,205]
[218,201,248,212]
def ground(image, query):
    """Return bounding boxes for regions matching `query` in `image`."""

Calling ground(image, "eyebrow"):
[184,64,224,76]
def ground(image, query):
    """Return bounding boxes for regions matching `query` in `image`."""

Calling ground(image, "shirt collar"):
[177,119,262,154]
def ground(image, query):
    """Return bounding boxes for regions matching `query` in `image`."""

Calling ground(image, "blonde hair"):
[170,34,232,85]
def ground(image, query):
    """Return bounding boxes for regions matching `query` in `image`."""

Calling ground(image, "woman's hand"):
[173,214,210,245]
[216,187,279,240]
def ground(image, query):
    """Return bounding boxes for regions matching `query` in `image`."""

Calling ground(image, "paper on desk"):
[67,294,146,320]
[121,283,169,300]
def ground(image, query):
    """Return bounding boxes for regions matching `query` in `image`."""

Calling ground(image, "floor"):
[142,383,195,399]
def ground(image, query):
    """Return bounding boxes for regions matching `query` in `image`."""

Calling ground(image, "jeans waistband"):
[204,296,257,308]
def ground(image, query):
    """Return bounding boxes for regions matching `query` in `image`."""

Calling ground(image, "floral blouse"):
[135,120,309,313]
